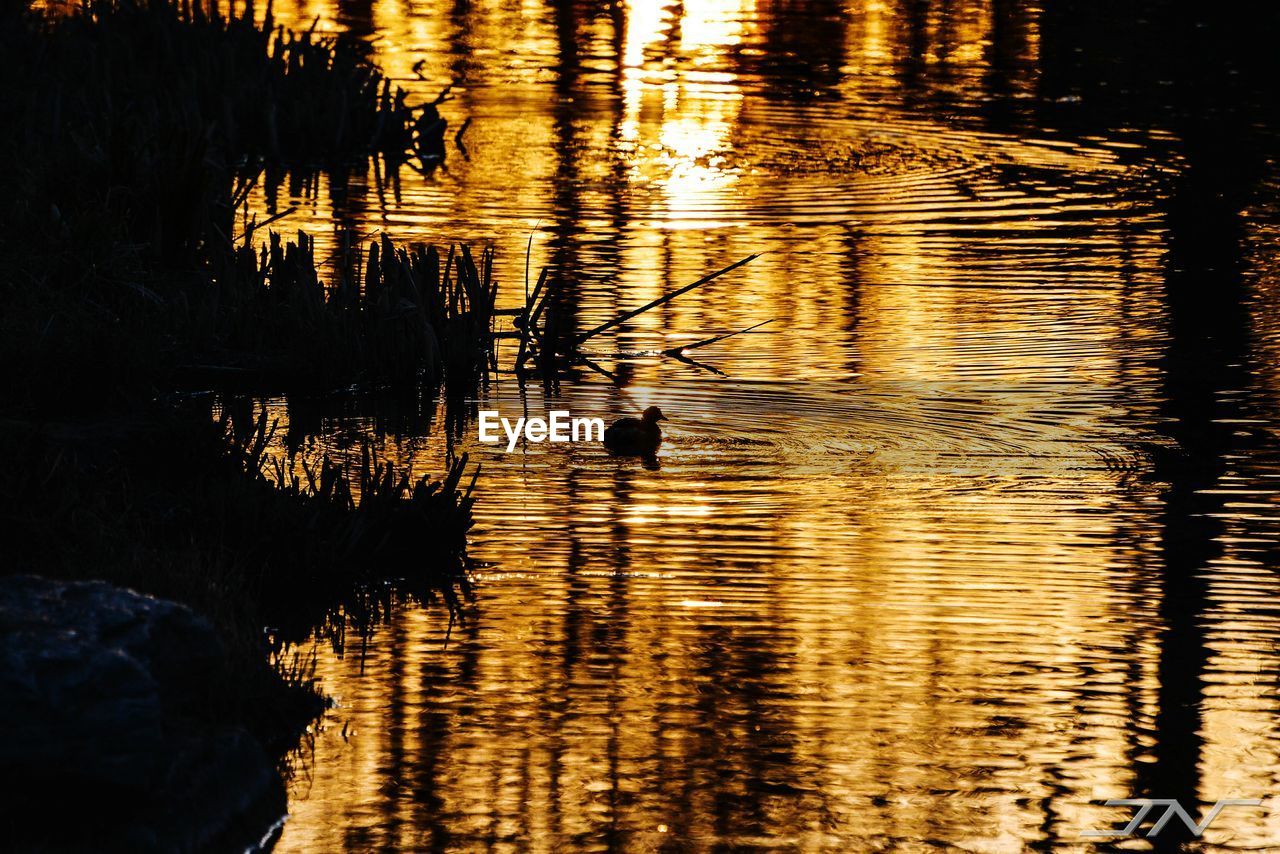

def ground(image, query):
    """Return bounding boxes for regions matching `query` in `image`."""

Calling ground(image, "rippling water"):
[254,0,1280,849]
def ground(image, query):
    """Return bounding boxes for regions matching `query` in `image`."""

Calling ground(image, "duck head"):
[642,406,666,424]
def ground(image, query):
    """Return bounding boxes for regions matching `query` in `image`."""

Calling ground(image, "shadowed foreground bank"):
[1,575,288,851]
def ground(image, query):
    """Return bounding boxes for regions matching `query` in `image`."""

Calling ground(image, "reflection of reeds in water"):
[0,407,476,742]
[231,408,477,612]
[226,405,479,660]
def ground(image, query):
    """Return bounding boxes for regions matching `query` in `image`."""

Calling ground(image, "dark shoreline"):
[0,1,486,843]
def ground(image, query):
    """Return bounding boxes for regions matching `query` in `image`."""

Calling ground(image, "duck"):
[603,406,666,456]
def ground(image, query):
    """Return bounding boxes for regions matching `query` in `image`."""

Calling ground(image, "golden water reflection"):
[256,0,1280,849]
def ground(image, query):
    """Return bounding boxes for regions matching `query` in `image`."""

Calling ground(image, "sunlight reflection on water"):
[256,0,1280,850]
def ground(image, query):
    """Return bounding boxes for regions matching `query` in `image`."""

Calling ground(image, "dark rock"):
[0,576,285,852]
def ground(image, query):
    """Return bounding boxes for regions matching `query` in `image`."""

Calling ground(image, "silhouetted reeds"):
[179,232,497,393]
[1,0,490,408]
[3,0,432,266]
[0,0,484,746]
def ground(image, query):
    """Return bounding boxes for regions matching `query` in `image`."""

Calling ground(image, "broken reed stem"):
[662,318,775,355]
[509,256,768,377]
[235,206,298,244]
[572,253,760,347]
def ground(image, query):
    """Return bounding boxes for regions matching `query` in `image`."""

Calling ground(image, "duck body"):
[603,406,665,456]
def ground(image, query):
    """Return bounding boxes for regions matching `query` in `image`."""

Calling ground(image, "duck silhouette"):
[603,406,665,456]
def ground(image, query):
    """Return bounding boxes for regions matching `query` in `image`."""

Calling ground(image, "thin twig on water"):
[662,318,775,355]
[572,253,760,346]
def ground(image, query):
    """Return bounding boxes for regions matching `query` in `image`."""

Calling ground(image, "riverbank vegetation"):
[2,0,462,408]
[0,0,483,747]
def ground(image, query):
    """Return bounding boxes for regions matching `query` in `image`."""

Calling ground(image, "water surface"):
[258,1,1280,849]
